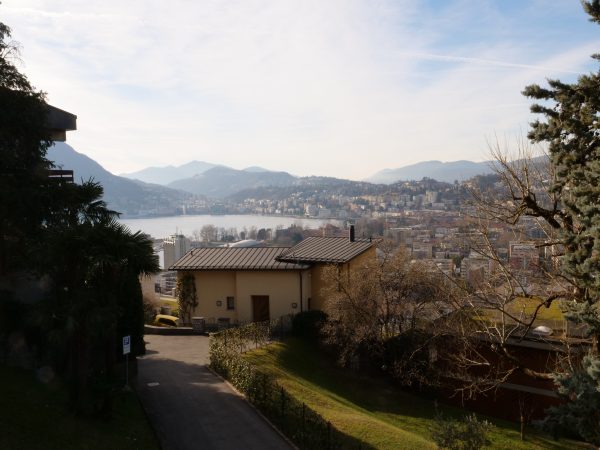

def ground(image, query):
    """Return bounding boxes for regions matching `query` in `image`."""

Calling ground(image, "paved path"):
[136,335,292,450]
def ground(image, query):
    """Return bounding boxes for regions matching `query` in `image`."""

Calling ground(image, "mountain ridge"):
[48,143,194,216]
[365,160,494,184]
[167,166,298,198]
[120,160,221,185]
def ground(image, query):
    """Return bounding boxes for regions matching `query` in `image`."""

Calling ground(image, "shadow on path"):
[137,335,291,450]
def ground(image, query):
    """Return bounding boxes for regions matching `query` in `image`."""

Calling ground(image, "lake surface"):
[119,214,341,239]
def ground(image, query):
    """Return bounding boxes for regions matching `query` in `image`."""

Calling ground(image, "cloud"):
[2,0,599,180]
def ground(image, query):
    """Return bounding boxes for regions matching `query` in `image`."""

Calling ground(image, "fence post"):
[280,386,285,430]
[302,402,306,445]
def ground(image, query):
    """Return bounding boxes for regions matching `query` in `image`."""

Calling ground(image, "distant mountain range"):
[123,158,496,190]
[120,160,220,185]
[48,143,194,216]
[168,166,297,198]
[49,146,500,212]
[365,160,494,184]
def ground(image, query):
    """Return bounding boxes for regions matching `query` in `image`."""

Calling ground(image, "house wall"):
[236,271,304,323]
[180,245,377,320]
[190,271,237,322]
[184,269,311,323]
[310,246,377,311]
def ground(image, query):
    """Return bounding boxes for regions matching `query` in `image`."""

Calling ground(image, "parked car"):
[153,314,180,327]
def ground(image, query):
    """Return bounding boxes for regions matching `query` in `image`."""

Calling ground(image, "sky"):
[3,0,600,180]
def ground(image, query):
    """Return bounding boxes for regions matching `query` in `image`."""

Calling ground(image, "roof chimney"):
[349,225,355,242]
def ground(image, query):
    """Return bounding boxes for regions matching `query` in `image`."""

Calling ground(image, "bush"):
[292,310,327,341]
[383,329,436,387]
[431,411,493,450]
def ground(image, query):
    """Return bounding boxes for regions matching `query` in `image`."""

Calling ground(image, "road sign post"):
[123,335,131,387]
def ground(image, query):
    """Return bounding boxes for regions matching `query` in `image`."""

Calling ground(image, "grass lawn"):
[0,365,159,450]
[507,298,565,322]
[244,338,584,450]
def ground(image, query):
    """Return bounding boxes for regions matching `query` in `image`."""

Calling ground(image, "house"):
[170,228,377,325]
[0,103,76,301]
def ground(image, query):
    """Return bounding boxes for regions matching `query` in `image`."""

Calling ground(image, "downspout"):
[299,269,303,312]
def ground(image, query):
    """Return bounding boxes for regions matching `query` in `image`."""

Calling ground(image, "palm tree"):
[37,180,158,415]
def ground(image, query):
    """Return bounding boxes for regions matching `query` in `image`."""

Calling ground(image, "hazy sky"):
[3,1,599,180]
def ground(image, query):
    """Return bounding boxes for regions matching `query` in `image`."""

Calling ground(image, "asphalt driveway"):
[136,335,292,450]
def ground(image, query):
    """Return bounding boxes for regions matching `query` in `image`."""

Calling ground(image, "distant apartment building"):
[423,258,454,276]
[164,234,191,269]
[425,190,439,204]
[412,242,433,259]
[461,252,493,287]
[317,208,331,219]
[386,227,414,245]
[509,241,539,272]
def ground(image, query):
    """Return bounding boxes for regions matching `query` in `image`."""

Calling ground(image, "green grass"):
[244,338,583,450]
[507,298,565,322]
[0,365,159,450]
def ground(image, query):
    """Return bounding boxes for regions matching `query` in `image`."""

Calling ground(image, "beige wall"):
[310,246,377,311]
[190,271,237,322]
[179,246,377,321]
[236,271,304,323]
[183,269,310,324]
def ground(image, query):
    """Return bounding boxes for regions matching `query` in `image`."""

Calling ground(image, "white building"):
[164,234,191,269]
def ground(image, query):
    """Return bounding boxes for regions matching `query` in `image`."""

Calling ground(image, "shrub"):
[292,310,327,341]
[431,411,493,450]
[383,329,436,387]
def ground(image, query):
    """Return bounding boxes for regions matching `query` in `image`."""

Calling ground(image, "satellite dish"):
[531,325,553,336]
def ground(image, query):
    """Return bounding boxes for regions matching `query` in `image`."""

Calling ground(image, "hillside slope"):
[48,143,193,216]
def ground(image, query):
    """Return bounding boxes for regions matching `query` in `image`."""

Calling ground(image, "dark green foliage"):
[541,355,600,445]
[431,411,493,450]
[523,2,600,311]
[383,330,435,387]
[0,17,159,416]
[291,310,327,341]
[521,2,600,443]
[175,273,197,325]
[0,21,52,276]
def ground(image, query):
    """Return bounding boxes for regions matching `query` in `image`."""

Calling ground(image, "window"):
[227,296,235,310]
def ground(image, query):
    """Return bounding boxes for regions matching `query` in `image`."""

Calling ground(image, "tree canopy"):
[0,18,159,416]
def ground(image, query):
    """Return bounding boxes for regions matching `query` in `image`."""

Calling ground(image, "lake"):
[119,214,341,239]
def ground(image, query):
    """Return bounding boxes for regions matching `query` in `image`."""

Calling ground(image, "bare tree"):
[200,224,217,242]
[321,243,468,387]
[453,140,579,390]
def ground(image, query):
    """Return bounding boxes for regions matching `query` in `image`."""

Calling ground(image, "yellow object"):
[153,314,179,327]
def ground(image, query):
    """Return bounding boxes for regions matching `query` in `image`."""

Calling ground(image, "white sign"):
[123,335,131,355]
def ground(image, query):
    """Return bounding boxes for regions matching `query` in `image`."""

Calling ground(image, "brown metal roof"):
[277,237,376,264]
[170,247,309,271]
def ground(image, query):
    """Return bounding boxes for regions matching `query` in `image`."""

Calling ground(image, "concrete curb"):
[144,325,200,335]
[206,365,298,450]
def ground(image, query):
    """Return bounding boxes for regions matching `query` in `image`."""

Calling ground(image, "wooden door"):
[252,295,270,322]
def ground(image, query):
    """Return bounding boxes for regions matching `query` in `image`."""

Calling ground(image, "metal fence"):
[209,317,364,450]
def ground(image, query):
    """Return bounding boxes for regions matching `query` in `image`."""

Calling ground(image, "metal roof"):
[276,237,376,264]
[170,247,309,271]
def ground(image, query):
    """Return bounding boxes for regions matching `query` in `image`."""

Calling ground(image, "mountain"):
[48,143,194,216]
[366,160,494,184]
[168,166,297,198]
[227,176,383,202]
[242,166,270,173]
[120,160,220,185]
